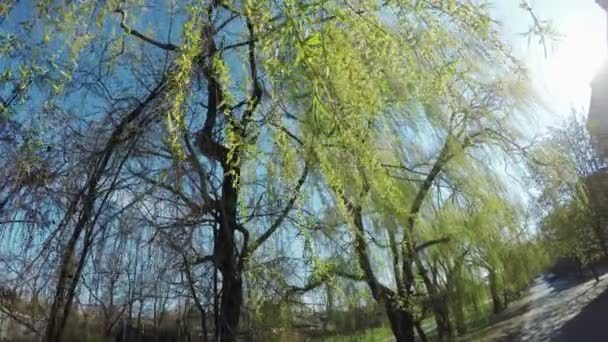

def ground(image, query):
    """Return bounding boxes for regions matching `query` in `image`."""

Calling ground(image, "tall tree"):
[0,1,551,342]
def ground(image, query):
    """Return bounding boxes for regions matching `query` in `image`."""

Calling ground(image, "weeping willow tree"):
[284,3,549,340]
[272,0,560,339]
[2,1,550,342]
[421,192,546,336]
[3,1,312,341]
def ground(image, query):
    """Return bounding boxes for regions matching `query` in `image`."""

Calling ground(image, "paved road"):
[552,279,608,341]
[383,274,608,341]
[461,273,608,341]
[520,275,608,341]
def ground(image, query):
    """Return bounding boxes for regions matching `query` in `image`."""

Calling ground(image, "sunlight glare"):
[543,17,607,112]
[551,29,606,86]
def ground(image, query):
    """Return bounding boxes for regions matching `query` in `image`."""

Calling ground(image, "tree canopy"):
[0,1,572,342]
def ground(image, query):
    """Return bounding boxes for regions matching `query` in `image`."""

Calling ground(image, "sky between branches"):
[495,0,606,129]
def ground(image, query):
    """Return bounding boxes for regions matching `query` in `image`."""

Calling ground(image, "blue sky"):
[2,1,604,138]
[1,0,603,304]
[494,0,607,130]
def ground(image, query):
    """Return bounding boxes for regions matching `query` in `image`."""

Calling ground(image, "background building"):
[588,0,608,158]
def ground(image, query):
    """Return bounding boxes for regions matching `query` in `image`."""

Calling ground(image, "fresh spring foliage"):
[0,1,562,342]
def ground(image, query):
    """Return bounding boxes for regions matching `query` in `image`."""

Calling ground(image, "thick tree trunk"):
[218,271,242,342]
[386,303,416,342]
[216,170,244,342]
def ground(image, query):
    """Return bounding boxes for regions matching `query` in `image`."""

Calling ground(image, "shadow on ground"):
[552,286,608,341]
[519,275,608,341]
[544,274,574,293]
[462,272,608,341]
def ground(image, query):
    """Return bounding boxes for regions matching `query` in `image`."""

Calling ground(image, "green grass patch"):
[306,326,393,342]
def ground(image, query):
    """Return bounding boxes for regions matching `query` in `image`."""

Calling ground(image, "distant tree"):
[531,113,607,279]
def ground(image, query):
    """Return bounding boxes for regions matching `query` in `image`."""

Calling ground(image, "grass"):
[306,326,393,342]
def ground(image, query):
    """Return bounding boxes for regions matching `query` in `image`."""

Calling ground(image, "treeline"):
[532,115,608,281]
[0,1,574,342]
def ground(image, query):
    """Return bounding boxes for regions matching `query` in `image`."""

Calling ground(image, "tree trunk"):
[417,262,453,341]
[575,257,584,278]
[589,263,600,282]
[386,303,416,342]
[137,297,144,342]
[216,170,244,342]
[432,298,454,342]
[218,272,242,342]
[591,207,608,257]
[415,320,428,342]
[339,192,416,342]
[489,270,503,314]
[44,82,164,342]
[454,303,467,335]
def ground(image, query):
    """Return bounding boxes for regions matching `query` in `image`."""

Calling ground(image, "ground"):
[307,272,608,341]
[464,272,608,341]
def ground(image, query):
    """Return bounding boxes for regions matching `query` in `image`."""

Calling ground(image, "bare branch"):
[251,163,309,252]
[415,237,451,253]
[114,9,180,51]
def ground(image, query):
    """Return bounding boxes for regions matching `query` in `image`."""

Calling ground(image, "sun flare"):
[548,20,607,89]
